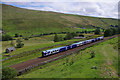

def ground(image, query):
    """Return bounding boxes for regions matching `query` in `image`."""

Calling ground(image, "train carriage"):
[42,36,104,57]
[67,45,72,50]
[71,43,77,48]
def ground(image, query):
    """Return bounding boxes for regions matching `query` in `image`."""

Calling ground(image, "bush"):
[14,34,19,37]
[24,37,29,40]
[90,51,95,58]
[94,28,101,35]
[19,35,23,37]
[2,34,13,41]
[54,34,64,42]
[16,43,24,48]
[64,32,77,40]
[16,39,24,48]
[104,29,113,37]
[54,34,59,42]
[2,66,18,79]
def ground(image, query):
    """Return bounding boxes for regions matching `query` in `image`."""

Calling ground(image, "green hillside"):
[2,4,118,36]
[19,37,118,78]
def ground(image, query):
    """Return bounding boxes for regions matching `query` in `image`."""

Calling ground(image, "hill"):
[19,37,118,78]
[2,4,118,36]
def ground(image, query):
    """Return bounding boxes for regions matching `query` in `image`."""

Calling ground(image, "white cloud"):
[1,0,119,2]
[1,1,119,19]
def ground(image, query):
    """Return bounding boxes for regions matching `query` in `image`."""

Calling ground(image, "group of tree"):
[94,28,101,35]
[2,34,13,41]
[2,33,23,41]
[16,38,24,48]
[14,34,23,37]
[54,34,64,42]
[54,32,78,42]
[104,27,120,37]
[64,32,78,40]
[2,66,18,79]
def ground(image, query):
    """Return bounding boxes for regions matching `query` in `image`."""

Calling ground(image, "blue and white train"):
[42,36,104,57]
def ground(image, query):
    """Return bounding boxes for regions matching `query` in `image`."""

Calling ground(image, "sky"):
[1,0,120,19]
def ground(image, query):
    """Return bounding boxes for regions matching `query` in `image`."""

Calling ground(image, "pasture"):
[18,37,118,78]
[2,34,99,66]
[2,4,118,36]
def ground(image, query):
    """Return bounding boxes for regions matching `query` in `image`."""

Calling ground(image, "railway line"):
[9,35,119,74]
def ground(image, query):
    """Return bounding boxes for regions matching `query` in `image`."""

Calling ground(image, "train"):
[42,36,104,57]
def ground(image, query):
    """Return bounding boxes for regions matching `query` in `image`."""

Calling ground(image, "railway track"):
[9,35,119,74]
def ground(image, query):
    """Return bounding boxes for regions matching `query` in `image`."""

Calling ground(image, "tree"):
[64,33,73,40]
[54,34,59,42]
[94,28,101,35]
[118,27,120,34]
[104,29,113,37]
[2,34,13,41]
[90,51,95,58]
[15,34,19,37]
[111,28,117,35]
[16,39,24,48]
[24,37,29,40]
[2,66,18,79]
[19,35,23,37]
[10,40,15,47]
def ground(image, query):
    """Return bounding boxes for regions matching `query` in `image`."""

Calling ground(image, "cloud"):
[1,0,119,2]
[1,1,119,19]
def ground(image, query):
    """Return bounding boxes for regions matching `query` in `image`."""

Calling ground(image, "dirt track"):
[9,35,119,74]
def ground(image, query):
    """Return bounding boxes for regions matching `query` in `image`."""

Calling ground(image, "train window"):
[57,50,59,52]
[51,51,53,54]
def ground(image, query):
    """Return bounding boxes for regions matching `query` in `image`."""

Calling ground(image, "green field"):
[3,34,100,67]
[18,37,118,78]
[2,34,101,67]
[2,4,118,36]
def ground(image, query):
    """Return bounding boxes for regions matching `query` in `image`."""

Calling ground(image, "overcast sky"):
[1,0,120,19]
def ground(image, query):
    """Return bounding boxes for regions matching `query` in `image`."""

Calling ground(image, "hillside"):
[2,4,118,36]
[19,37,118,78]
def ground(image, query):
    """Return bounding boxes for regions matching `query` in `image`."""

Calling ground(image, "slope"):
[2,4,118,36]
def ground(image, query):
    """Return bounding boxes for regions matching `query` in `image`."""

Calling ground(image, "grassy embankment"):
[2,34,100,67]
[2,4,118,36]
[18,37,118,78]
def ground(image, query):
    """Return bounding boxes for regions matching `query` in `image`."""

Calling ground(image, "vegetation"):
[2,34,100,67]
[54,34,59,42]
[104,28,119,37]
[19,37,118,78]
[16,38,24,48]
[94,28,101,35]
[23,37,29,40]
[64,32,78,40]
[2,66,18,79]
[90,51,95,58]
[14,34,19,37]
[2,34,13,41]
[2,4,118,37]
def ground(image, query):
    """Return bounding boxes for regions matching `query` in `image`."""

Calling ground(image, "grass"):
[2,36,86,66]
[2,4,118,37]
[2,34,100,67]
[18,37,118,78]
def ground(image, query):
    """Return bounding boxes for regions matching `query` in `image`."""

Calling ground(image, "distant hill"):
[2,4,118,36]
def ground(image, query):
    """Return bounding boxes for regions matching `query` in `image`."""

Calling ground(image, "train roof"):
[46,46,67,52]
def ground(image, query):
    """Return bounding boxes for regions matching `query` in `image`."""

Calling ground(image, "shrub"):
[90,51,95,58]
[19,35,23,37]
[2,66,18,79]
[2,34,13,41]
[24,37,29,40]
[94,28,101,35]
[14,34,19,37]
[54,34,59,42]
[104,29,113,37]
[16,43,24,48]
[16,39,24,48]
